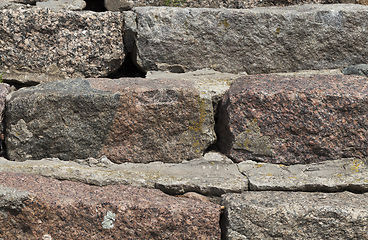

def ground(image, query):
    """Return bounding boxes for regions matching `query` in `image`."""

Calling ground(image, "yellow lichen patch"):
[218,19,230,28]
[275,27,280,35]
[188,97,206,133]
[289,176,297,180]
[266,173,273,176]
[255,164,264,168]
[350,159,364,173]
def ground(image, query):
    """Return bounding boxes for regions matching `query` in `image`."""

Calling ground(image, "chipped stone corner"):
[233,118,275,157]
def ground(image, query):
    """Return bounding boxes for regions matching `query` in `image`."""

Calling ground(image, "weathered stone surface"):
[0,83,10,123]
[272,68,343,77]
[36,0,86,10]
[155,152,248,195]
[6,78,215,163]
[107,0,367,10]
[0,0,28,10]
[238,158,368,192]
[105,0,133,11]
[0,8,124,84]
[129,4,368,74]
[0,152,246,196]
[222,191,368,239]
[0,171,221,239]
[342,64,368,77]
[217,74,368,164]
[147,69,247,115]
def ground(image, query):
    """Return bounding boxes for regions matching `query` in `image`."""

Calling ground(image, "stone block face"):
[0,152,247,196]
[238,158,368,192]
[0,83,10,123]
[129,4,368,74]
[217,74,368,164]
[106,0,366,10]
[222,191,368,239]
[5,78,215,163]
[0,172,221,239]
[0,8,124,84]
[36,0,86,11]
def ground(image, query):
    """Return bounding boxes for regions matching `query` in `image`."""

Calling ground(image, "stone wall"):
[1,2,368,239]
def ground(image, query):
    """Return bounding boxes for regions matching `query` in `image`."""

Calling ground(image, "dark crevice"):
[2,80,39,90]
[220,206,227,240]
[204,98,222,154]
[84,0,107,12]
[107,52,146,78]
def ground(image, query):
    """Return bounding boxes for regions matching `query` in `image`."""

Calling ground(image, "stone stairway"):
[1,1,368,239]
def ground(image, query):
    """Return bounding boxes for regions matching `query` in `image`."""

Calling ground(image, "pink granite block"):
[217,74,368,164]
[0,172,221,239]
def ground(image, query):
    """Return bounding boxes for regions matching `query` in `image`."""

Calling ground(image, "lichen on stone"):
[102,211,116,229]
[233,119,275,157]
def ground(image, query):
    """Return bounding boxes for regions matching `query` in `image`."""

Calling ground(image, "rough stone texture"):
[0,8,124,84]
[217,74,368,164]
[222,191,368,239]
[238,158,368,192]
[129,4,368,74]
[0,171,221,239]
[272,68,343,77]
[36,0,86,10]
[0,0,29,10]
[0,83,10,123]
[342,64,368,77]
[105,0,133,11]
[6,78,215,163]
[107,0,368,9]
[155,152,248,196]
[0,152,246,196]
[147,69,247,115]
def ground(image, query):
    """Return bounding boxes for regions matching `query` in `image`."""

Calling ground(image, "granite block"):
[217,74,368,164]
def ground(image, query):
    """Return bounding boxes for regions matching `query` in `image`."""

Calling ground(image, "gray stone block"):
[222,191,368,239]
[0,152,247,196]
[238,158,368,192]
[5,78,215,163]
[128,4,368,74]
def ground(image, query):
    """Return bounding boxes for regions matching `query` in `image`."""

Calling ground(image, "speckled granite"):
[129,4,368,74]
[222,191,368,239]
[6,78,215,163]
[107,0,367,10]
[0,84,10,123]
[0,172,221,239]
[0,8,124,84]
[217,74,368,164]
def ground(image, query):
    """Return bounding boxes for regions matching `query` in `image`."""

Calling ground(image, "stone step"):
[2,4,368,84]
[0,152,247,196]
[127,4,368,74]
[5,78,215,163]
[0,8,124,84]
[222,191,368,239]
[105,0,366,11]
[217,74,368,164]
[239,158,368,192]
[0,171,221,239]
